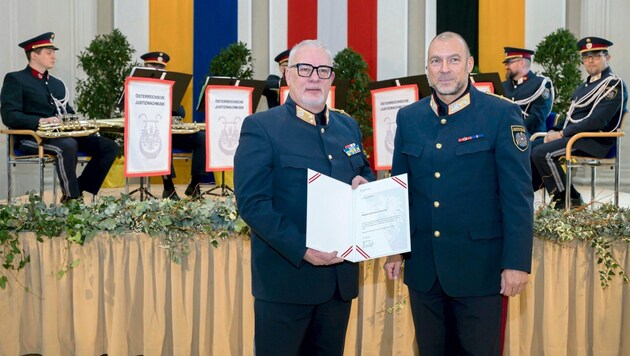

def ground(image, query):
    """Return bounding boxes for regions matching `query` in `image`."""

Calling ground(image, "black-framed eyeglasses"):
[290,63,334,79]
[581,52,605,62]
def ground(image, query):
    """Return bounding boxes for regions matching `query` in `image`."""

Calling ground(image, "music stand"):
[368,74,432,98]
[196,77,266,113]
[196,78,265,197]
[126,177,156,200]
[469,72,505,96]
[118,67,192,113]
[123,76,175,201]
[204,171,233,197]
[120,68,191,200]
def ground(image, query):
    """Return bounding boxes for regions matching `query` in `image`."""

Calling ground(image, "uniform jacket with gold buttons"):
[392,85,534,297]
[234,96,375,304]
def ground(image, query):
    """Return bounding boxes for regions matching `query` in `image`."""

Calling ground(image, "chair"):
[530,112,627,210]
[564,112,627,210]
[2,129,93,204]
[1,129,56,204]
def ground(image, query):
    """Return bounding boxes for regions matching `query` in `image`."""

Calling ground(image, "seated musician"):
[531,37,628,209]
[262,49,290,109]
[501,47,553,135]
[0,32,119,203]
[141,51,207,199]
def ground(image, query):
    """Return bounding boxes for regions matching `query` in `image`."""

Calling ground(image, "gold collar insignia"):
[430,93,471,116]
[296,105,329,126]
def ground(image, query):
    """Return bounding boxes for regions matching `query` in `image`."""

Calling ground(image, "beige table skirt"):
[0,234,628,356]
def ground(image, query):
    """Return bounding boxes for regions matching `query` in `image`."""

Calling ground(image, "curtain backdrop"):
[0,235,628,355]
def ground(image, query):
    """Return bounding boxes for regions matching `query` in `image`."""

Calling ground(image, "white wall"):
[525,0,566,74]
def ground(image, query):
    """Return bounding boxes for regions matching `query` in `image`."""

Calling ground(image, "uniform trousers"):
[166,131,206,179]
[531,137,587,195]
[409,278,502,356]
[19,135,118,198]
[254,286,351,356]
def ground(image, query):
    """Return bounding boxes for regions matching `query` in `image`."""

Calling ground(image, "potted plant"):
[75,28,138,119]
[209,41,254,79]
[333,48,373,158]
[534,28,582,118]
[75,29,138,187]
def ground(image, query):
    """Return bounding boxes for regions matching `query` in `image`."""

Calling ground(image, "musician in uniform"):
[262,49,290,109]
[1,32,119,202]
[502,47,554,134]
[234,40,374,356]
[531,37,627,209]
[141,51,207,199]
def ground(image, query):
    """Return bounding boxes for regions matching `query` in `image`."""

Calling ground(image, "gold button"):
[436,143,442,149]
[320,128,325,134]
[440,119,447,125]
[434,172,441,178]
[434,231,441,238]
[328,155,333,160]
[433,201,440,208]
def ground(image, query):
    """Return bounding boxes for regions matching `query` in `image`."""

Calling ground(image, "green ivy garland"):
[0,193,248,289]
[1,195,628,290]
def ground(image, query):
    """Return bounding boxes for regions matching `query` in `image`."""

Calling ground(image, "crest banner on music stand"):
[205,85,253,171]
[371,85,418,171]
[124,77,173,177]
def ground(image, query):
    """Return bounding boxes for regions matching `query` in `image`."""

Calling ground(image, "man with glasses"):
[234,40,374,356]
[502,47,553,135]
[531,37,627,209]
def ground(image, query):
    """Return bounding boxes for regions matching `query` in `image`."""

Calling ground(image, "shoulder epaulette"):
[483,91,513,102]
[329,107,351,117]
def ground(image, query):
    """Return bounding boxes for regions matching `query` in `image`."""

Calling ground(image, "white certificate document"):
[306,169,411,262]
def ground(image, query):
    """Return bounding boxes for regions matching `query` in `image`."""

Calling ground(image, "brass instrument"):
[96,117,205,134]
[171,116,200,134]
[37,114,99,138]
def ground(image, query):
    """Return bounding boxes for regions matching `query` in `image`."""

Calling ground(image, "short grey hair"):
[287,39,334,67]
[431,31,472,57]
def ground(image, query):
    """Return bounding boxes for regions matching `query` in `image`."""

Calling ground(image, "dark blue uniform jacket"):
[392,85,534,297]
[234,97,375,304]
[502,70,553,134]
[1,66,73,141]
[556,66,627,158]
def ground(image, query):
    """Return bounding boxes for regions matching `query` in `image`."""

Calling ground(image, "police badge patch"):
[511,125,529,151]
[605,87,618,100]
[542,88,550,99]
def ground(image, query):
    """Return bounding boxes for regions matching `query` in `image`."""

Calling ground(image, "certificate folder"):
[306,169,411,262]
